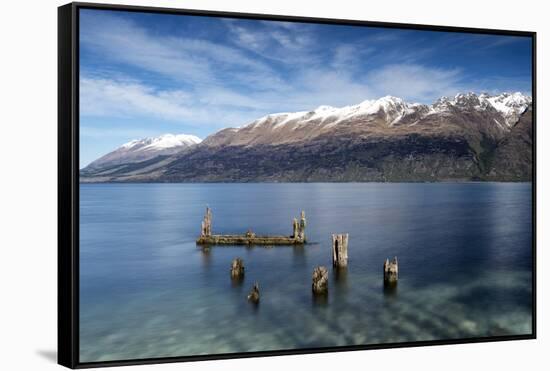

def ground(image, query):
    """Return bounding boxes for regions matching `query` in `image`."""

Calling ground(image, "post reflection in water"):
[383,281,398,298]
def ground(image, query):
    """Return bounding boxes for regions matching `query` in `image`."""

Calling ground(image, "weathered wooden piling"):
[200,207,212,237]
[384,257,399,284]
[299,211,307,242]
[291,210,307,242]
[230,258,245,278]
[247,282,260,303]
[312,266,329,295]
[331,234,349,267]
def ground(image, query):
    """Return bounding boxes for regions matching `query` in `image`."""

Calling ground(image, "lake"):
[79,183,533,362]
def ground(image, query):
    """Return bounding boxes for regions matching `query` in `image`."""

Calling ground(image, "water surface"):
[79,183,533,362]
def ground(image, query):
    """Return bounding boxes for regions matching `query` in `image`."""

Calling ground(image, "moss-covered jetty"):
[196,207,307,246]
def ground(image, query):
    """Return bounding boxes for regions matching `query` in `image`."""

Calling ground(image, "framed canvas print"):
[58,2,536,368]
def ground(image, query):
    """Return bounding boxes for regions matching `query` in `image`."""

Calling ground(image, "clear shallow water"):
[79,183,533,362]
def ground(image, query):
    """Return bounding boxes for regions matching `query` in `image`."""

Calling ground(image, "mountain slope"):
[80,93,533,183]
[82,134,201,173]
[486,106,533,181]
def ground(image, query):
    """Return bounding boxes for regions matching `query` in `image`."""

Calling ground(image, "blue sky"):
[79,8,532,168]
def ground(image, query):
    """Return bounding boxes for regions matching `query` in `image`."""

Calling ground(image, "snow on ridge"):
[120,134,202,152]
[485,92,532,119]
[429,92,531,123]
[253,96,421,130]
[143,134,202,150]
[121,139,141,149]
[246,112,297,129]
[273,111,310,129]
[238,92,532,132]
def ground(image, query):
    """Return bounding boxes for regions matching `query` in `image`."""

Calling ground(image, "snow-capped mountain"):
[483,92,532,126]
[242,92,531,130]
[120,133,202,151]
[203,93,531,147]
[247,95,412,129]
[81,92,532,183]
[84,134,201,170]
[432,92,531,125]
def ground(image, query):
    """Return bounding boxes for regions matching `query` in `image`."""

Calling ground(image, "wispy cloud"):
[81,14,211,85]
[222,18,317,65]
[439,33,529,52]
[80,126,165,140]
[331,44,376,71]
[81,77,194,122]
[367,64,466,103]
[80,12,284,91]
[80,11,531,132]
[80,76,271,130]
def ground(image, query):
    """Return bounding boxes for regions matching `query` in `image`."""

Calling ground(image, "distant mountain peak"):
[431,92,531,125]
[120,133,202,151]
[84,133,201,170]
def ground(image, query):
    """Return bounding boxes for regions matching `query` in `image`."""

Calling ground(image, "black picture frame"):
[58,2,537,369]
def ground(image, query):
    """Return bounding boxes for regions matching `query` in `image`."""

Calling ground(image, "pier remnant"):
[312,266,328,295]
[299,211,307,242]
[384,257,399,284]
[331,234,349,267]
[196,208,307,245]
[247,282,260,303]
[230,258,245,278]
[200,207,212,237]
[291,211,307,242]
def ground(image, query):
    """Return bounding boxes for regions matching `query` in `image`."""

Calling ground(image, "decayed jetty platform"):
[196,207,307,245]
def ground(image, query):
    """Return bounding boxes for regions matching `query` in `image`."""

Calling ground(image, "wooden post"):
[206,207,212,236]
[332,234,349,267]
[230,257,245,278]
[201,206,212,237]
[247,282,260,303]
[299,210,307,242]
[312,266,328,295]
[384,256,398,283]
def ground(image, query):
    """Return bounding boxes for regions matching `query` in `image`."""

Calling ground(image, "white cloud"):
[80,126,164,140]
[222,18,316,65]
[80,78,194,122]
[331,44,376,72]
[367,64,466,103]
[81,15,212,85]
[80,12,514,131]
[80,12,283,91]
[80,76,269,130]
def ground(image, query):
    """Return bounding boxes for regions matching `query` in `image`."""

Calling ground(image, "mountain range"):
[80,92,533,183]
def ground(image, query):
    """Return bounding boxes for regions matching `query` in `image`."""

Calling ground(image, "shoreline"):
[79,180,534,185]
